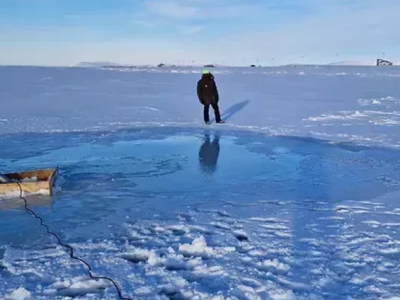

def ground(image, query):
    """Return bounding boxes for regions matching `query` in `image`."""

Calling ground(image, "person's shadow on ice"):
[198,133,220,175]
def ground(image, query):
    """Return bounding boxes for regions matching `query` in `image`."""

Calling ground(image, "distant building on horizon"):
[377,59,393,66]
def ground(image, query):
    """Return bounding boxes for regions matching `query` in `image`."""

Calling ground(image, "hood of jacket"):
[201,73,214,81]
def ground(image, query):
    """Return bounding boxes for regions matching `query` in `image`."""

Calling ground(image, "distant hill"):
[327,61,376,66]
[71,62,121,68]
[70,62,234,68]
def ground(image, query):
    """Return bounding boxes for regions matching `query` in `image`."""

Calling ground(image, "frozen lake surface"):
[1,66,400,299]
[2,65,400,147]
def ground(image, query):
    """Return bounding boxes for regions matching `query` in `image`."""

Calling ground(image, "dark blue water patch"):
[1,127,400,243]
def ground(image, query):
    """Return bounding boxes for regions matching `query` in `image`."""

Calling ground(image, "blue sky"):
[1,0,400,66]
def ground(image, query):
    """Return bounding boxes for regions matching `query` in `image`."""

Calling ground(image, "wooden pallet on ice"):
[0,167,59,197]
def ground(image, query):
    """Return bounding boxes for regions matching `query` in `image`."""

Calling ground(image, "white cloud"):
[140,0,264,21]
[181,25,204,34]
[144,0,198,19]
[132,20,156,27]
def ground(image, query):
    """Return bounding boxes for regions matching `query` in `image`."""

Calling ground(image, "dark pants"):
[204,103,221,123]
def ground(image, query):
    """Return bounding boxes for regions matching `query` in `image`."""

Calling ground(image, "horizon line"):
[0,61,396,68]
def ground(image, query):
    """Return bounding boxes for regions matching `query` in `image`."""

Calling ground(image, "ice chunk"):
[232,285,262,300]
[44,277,110,297]
[5,287,31,300]
[192,265,227,278]
[134,286,154,297]
[256,259,290,274]
[217,210,231,217]
[269,290,296,300]
[211,222,231,230]
[248,249,267,257]
[233,230,249,241]
[179,236,214,258]
[121,248,151,263]
[167,225,189,235]
[147,251,164,266]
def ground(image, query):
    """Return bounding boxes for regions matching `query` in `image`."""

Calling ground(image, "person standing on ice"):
[197,69,224,124]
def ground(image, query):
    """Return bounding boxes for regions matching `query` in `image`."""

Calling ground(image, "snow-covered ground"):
[1,66,400,299]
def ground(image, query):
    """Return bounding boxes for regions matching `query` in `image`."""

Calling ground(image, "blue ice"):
[1,127,400,299]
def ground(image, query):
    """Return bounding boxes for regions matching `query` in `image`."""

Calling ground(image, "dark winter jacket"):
[197,73,219,105]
